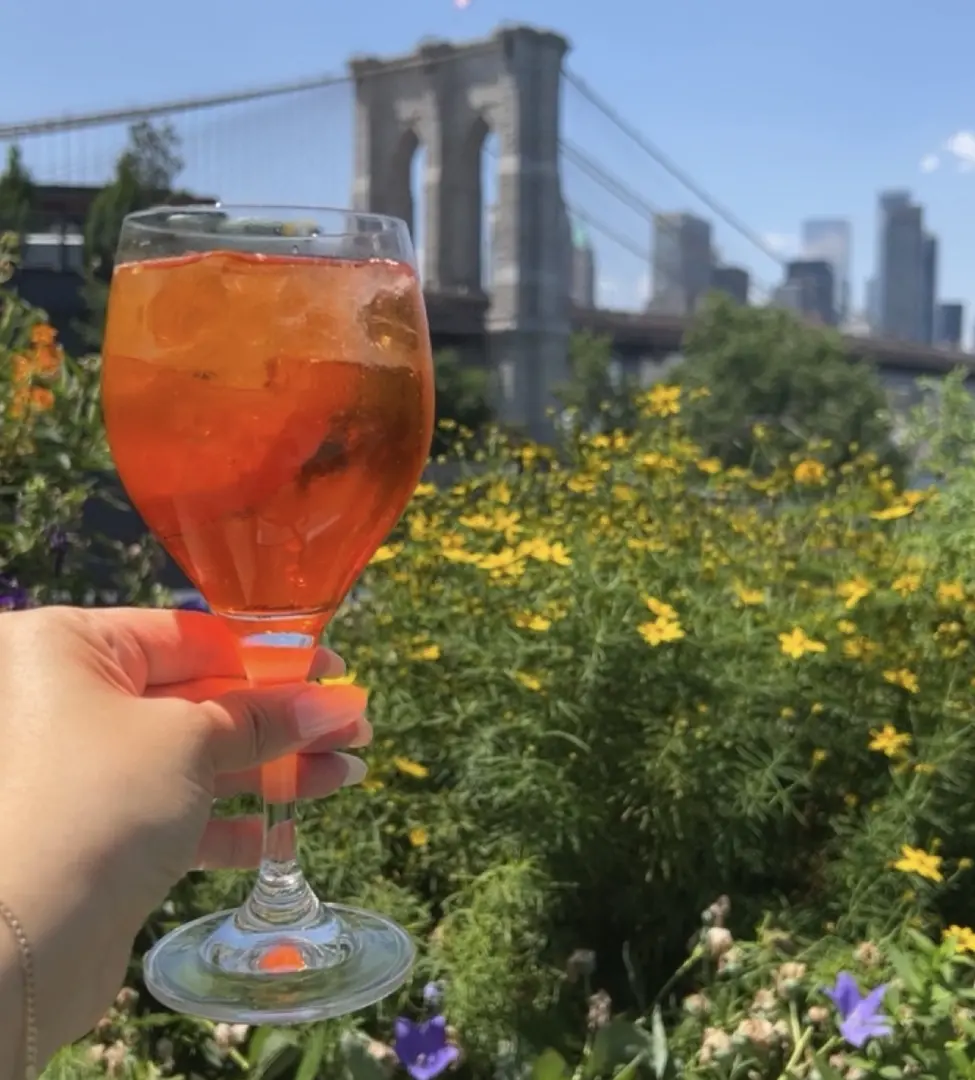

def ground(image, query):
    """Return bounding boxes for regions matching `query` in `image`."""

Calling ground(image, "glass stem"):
[236,795,321,931]
[227,624,327,935]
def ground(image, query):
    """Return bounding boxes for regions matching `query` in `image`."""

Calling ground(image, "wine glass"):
[101,205,435,1023]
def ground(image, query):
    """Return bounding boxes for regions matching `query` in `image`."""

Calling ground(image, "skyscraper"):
[921,234,938,345]
[780,260,836,325]
[711,265,750,305]
[649,212,713,315]
[802,219,851,322]
[569,219,596,308]
[936,302,964,348]
[877,191,925,342]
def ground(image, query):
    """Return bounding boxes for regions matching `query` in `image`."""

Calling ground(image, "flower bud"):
[702,895,732,928]
[228,1023,249,1047]
[213,1023,234,1050]
[699,1027,733,1065]
[104,1041,129,1078]
[807,1005,830,1024]
[775,961,807,998]
[365,1039,399,1077]
[683,992,710,1018]
[114,986,139,1013]
[853,941,881,967]
[718,945,744,975]
[587,990,612,1030]
[87,1045,107,1065]
[705,926,734,959]
[751,988,777,1014]
[733,1017,775,1051]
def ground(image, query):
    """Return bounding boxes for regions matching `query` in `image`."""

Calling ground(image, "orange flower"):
[8,384,54,419]
[30,323,56,348]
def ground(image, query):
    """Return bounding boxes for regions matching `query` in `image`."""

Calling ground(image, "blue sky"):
[4,0,975,332]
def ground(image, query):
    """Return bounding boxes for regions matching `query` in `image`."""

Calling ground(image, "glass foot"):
[143,903,416,1024]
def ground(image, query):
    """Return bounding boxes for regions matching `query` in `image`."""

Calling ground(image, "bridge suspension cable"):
[562,65,786,271]
[564,203,649,263]
[0,41,500,141]
[560,137,776,300]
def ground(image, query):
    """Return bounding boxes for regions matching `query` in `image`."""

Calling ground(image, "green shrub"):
[16,279,975,1077]
[0,234,160,605]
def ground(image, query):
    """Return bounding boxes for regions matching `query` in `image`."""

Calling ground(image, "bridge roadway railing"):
[422,291,975,378]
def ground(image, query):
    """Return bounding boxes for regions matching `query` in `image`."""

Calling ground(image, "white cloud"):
[919,153,940,173]
[762,232,798,257]
[943,131,975,171]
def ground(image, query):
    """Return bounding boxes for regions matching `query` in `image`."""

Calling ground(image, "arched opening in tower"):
[462,115,499,292]
[407,138,429,283]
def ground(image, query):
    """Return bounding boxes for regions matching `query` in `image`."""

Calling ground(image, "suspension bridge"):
[2,24,969,437]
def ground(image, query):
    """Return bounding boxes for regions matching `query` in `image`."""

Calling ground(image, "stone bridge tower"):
[349,25,572,438]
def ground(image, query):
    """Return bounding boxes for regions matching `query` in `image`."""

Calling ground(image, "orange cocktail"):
[103,249,434,797]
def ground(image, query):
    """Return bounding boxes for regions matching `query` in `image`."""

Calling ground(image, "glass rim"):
[121,203,410,242]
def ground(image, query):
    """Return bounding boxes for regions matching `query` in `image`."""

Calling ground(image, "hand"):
[0,606,370,1066]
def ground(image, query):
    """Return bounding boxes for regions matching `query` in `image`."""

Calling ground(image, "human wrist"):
[0,905,28,1080]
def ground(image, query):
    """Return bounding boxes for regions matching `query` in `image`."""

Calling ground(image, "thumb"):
[199,682,369,774]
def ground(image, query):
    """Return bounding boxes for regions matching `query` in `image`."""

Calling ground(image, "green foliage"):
[432,349,493,454]
[23,300,975,1077]
[677,293,904,476]
[556,331,641,433]
[0,238,161,604]
[663,920,975,1078]
[80,121,188,349]
[0,146,35,234]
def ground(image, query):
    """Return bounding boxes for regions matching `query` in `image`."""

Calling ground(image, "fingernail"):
[294,686,368,739]
[348,720,373,749]
[335,753,368,787]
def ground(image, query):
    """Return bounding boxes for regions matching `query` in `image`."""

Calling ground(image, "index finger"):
[92,607,246,690]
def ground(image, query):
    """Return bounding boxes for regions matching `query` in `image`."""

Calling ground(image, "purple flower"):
[393,1016,458,1080]
[0,575,30,612]
[423,981,444,1006]
[175,593,210,613]
[824,971,892,1048]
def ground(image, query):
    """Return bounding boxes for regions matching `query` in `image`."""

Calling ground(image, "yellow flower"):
[871,502,915,521]
[892,572,921,596]
[413,483,437,498]
[893,845,943,883]
[360,778,385,793]
[567,474,596,494]
[778,627,827,659]
[696,457,722,475]
[837,619,857,635]
[944,925,975,953]
[394,757,429,779]
[733,583,765,606]
[409,644,441,662]
[836,577,871,610]
[319,670,358,686]
[868,723,912,757]
[646,383,681,417]
[883,668,919,694]
[811,748,828,766]
[638,618,685,647]
[937,580,966,605]
[513,612,552,632]
[408,827,429,849]
[794,460,826,486]
[371,543,403,564]
[645,596,679,621]
[514,671,543,692]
